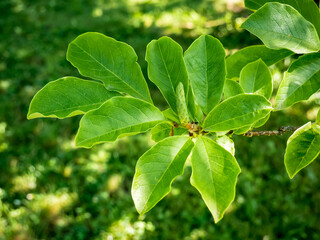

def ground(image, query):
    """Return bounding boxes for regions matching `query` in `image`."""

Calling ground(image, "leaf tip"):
[286,169,296,179]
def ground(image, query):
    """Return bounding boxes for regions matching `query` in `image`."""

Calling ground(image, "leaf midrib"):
[72,42,145,100]
[276,68,320,108]
[156,42,177,105]
[294,133,320,174]
[246,26,320,50]
[202,139,217,207]
[78,119,163,145]
[141,139,189,213]
[205,107,271,130]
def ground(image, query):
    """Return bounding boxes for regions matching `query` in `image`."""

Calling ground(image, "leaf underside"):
[275,53,320,110]
[285,122,320,178]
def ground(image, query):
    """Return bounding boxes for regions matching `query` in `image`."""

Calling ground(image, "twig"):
[243,126,300,137]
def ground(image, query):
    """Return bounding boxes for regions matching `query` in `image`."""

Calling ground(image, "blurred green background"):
[1,0,320,239]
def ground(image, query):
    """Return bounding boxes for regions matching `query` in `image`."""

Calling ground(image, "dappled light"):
[1,0,320,239]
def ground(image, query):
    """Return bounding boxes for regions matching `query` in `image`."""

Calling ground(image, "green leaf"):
[239,59,273,99]
[223,79,244,99]
[176,82,190,124]
[184,35,226,114]
[241,3,320,54]
[146,37,189,113]
[187,87,204,123]
[132,136,194,215]
[253,113,270,128]
[244,0,320,36]
[190,136,241,223]
[162,108,180,124]
[75,97,165,148]
[285,122,320,178]
[226,45,293,79]
[151,122,188,142]
[203,94,272,132]
[27,77,120,119]
[275,53,320,110]
[215,135,235,156]
[317,110,320,125]
[66,32,152,102]
[233,125,252,135]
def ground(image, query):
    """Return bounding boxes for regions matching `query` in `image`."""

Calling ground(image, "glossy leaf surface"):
[223,79,244,99]
[241,3,320,54]
[275,53,320,110]
[184,35,226,114]
[239,59,272,99]
[190,136,240,222]
[151,122,188,142]
[28,77,120,119]
[226,45,292,79]
[132,136,194,214]
[67,32,152,102]
[215,135,235,156]
[187,87,204,123]
[162,108,180,124]
[244,0,320,36]
[317,110,320,125]
[203,94,272,132]
[75,97,165,148]
[253,113,270,128]
[146,37,189,113]
[285,122,320,178]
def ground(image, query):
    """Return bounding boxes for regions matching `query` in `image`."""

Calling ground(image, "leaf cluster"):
[27,0,320,222]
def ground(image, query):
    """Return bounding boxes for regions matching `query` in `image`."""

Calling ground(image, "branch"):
[242,126,300,137]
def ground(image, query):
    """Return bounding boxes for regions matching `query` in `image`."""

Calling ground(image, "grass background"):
[1,0,320,239]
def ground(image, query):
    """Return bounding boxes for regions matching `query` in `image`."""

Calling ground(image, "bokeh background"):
[1,0,320,239]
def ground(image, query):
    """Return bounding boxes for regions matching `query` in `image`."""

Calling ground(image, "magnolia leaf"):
[75,97,165,148]
[241,3,320,54]
[190,136,240,223]
[239,59,273,99]
[275,53,320,110]
[151,122,188,142]
[317,110,320,125]
[132,136,194,214]
[253,113,270,128]
[215,135,235,156]
[67,32,152,102]
[285,122,320,178]
[146,37,189,113]
[187,87,204,123]
[203,94,272,132]
[223,79,244,99]
[244,0,320,36]
[162,108,180,124]
[27,77,120,119]
[184,35,226,114]
[233,125,252,135]
[226,45,293,79]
